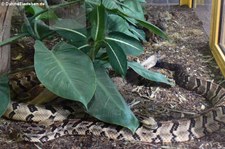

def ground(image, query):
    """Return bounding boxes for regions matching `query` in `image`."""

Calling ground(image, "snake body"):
[3,62,225,143]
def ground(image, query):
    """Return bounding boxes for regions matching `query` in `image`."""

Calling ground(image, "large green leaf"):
[24,5,43,16]
[105,32,144,56]
[109,9,168,39]
[137,0,146,2]
[85,0,100,4]
[128,62,174,86]
[102,0,119,9]
[0,75,10,117]
[85,0,119,9]
[53,22,88,47]
[136,19,168,39]
[107,14,140,40]
[87,64,139,132]
[107,14,129,33]
[33,20,55,39]
[122,0,145,21]
[54,27,87,43]
[129,25,146,41]
[105,40,127,76]
[90,4,106,41]
[21,20,53,40]
[34,41,96,108]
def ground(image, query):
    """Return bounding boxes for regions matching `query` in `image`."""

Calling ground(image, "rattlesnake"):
[3,62,225,143]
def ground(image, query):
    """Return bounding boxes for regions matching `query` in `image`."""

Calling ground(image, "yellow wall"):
[180,0,193,8]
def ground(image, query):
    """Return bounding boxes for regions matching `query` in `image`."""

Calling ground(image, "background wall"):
[146,0,179,5]
[194,0,212,36]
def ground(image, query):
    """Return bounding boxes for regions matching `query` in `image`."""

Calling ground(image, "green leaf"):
[34,41,96,108]
[136,19,168,39]
[103,0,141,25]
[107,14,139,40]
[105,32,144,56]
[137,0,146,2]
[21,19,55,40]
[0,33,28,47]
[37,9,58,20]
[85,0,101,6]
[128,61,175,86]
[129,25,146,41]
[78,44,92,54]
[107,8,137,25]
[105,40,127,76]
[90,4,106,41]
[21,22,35,37]
[55,28,87,43]
[109,8,168,39]
[0,74,10,117]
[107,14,129,32]
[102,0,119,9]
[85,0,119,9]
[122,0,145,21]
[87,64,139,132]
[24,5,44,16]
[25,6,58,20]
[33,20,55,39]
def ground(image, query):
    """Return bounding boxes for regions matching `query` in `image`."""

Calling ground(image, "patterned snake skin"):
[3,62,225,143]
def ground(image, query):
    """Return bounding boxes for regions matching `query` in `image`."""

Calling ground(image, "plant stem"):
[91,41,102,61]
[90,47,96,61]
[34,18,40,40]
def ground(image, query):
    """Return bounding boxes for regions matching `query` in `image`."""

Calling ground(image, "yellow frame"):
[210,0,225,77]
[180,0,193,8]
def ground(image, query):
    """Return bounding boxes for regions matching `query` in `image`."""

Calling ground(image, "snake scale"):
[3,62,225,144]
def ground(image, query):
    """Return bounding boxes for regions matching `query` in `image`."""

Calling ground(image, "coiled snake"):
[3,62,225,144]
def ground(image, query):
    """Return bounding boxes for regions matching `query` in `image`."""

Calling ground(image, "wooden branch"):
[0,1,15,75]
